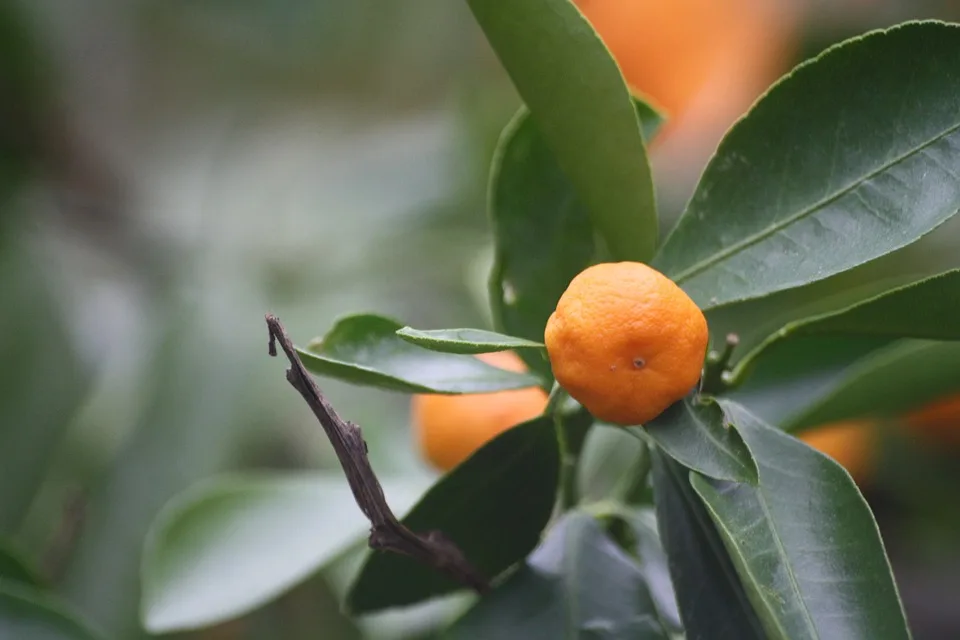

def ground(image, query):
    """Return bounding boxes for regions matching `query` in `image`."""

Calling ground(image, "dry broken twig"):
[265,313,489,594]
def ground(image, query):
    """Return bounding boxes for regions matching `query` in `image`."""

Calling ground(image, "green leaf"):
[785,339,960,430]
[447,511,668,639]
[487,100,665,378]
[655,21,960,309]
[730,268,960,378]
[621,508,682,631]
[722,335,890,429]
[141,474,427,633]
[703,218,960,372]
[487,107,597,378]
[469,0,658,262]
[634,100,666,144]
[395,327,544,355]
[300,314,543,394]
[347,414,562,613]
[727,337,960,430]
[650,449,766,640]
[694,400,909,639]
[577,424,648,504]
[0,243,89,533]
[0,582,103,640]
[642,397,757,484]
[0,541,40,586]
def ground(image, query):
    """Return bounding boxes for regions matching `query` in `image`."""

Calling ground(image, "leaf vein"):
[672,121,960,284]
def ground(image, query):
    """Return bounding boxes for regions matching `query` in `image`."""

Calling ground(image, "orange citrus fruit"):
[574,0,796,131]
[903,393,960,447]
[412,351,548,472]
[798,421,876,485]
[544,262,708,425]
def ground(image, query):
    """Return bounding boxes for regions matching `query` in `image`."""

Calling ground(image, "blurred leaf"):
[695,401,909,639]
[655,21,960,309]
[60,292,262,638]
[347,414,562,613]
[487,107,595,379]
[723,335,891,429]
[141,474,427,634]
[0,582,103,640]
[0,0,50,224]
[301,314,542,394]
[786,339,960,430]
[650,449,765,640]
[642,397,757,484]
[621,508,682,632]
[729,337,960,430]
[468,0,658,262]
[577,425,648,504]
[0,244,88,533]
[0,540,40,586]
[488,101,661,377]
[447,510,667,639]
[732,268,960,376]
[396,327,544,354]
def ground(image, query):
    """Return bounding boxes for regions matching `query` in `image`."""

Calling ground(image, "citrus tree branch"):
[265,314,489,594]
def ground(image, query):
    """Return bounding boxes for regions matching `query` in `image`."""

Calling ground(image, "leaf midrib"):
[670,120,960,284]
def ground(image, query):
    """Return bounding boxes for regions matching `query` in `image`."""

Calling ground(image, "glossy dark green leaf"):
[487,107,597,378]
[447,511,667,639]
[650,449,766,640]
[488,100,663,377]
[300,314,542,394]
[468,0,658,263]
[347,414,562,613]
[694,400,909,639]
[641,397,757,484]
[655,21,960,309]
[727,337,960,430]
[395,327,544,355]
[730,268,960,377]
[141,474,427,633]
[703,220,960,372]
[0,541,40,586]
[0,583,103,640]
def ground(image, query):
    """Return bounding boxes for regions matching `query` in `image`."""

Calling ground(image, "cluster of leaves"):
[122,3,960,640]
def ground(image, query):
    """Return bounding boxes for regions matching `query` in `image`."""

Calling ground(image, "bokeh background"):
[2,0,960,638]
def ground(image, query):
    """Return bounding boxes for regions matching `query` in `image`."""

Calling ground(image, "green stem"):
[545,383,589,511]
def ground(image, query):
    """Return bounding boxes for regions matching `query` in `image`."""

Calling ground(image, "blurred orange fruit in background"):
[412,351,548,472]
[799,392,960,485]
[799,420,877,485]
[903,393,960,447]
[575,0,801,189]
[575,0,798,136]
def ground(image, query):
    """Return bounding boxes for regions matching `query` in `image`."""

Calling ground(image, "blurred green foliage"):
[2,0,960,638]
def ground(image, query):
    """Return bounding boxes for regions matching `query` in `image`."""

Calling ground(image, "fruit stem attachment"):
[265,314,489,594]
[547,383,590,511]
[700,333,740,395]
